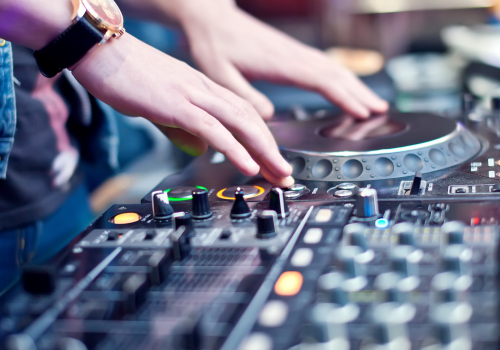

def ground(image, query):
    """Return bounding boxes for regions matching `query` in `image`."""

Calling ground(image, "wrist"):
[0,0,76,50]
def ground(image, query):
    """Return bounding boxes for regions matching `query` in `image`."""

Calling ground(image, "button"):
[220,229,232,240]
[492,184,500,193]
[315,209,333,222]
[284,191,301,199]
[375,218,389,229]
[338,183,357,190]
[111,212,141,225]
[335,190,353,198]
[144,231,157,240]
[107,231,122,241]
[274,271,303,296]
[287,184,306,191]
[455,188,467,194]
[303,228,323,244]
[258,300,288,327]
[291,248,314,267]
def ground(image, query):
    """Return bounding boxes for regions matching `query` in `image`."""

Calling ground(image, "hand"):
[71,34,294,187]
[174,1,389,120]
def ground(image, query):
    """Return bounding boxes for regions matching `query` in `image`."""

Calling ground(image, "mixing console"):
[2,106,500,350]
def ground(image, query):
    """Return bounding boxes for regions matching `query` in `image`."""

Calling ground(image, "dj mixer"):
[3,100,500,350]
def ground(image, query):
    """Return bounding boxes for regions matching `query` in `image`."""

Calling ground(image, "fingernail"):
[283,176,295,188]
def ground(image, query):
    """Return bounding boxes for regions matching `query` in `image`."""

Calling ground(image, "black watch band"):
[34,16,104,78]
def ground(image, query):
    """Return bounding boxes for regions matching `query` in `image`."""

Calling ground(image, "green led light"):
[164,186,208,201]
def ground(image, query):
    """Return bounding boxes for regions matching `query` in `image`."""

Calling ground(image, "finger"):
[316,81,370,119]
[208,61,275,120]
[170,104,260,176]
[259,164,295,188]
[154,123,208,156]
[188,86,293,179]
[341,72,389,114]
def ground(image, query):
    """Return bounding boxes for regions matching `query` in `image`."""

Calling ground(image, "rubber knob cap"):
[192,189,212,220]
[230,188,251,219]
[152,191,174,220]
[268,188,290,218]
[257,212,277,239]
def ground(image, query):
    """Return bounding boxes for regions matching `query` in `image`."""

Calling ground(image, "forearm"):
[0,0,75,50]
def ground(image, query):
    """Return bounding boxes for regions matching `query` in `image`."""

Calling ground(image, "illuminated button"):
[111,213,141,225]
[315,209,333,223]
[291,248,314,267]
[164,186,207,202]
[258,300,289,327]
[239,333,272,350]
[375,218,390,229]
[303,228,323,244]
[217,185,265,200]
[274,271,303,296]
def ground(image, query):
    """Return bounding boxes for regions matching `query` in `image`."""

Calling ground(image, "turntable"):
[270,111,482,181]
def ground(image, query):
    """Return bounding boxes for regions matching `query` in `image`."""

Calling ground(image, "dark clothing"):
[0,44,83,231]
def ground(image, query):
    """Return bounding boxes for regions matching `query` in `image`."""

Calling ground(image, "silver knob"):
[356,188,380,218]
[431,302,473,349]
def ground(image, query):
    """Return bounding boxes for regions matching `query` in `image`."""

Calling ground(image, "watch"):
[34,0,126,78]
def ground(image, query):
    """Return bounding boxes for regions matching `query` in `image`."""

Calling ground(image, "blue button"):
[375,218,389,229]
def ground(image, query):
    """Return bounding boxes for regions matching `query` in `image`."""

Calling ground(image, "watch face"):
[84,0,124,30]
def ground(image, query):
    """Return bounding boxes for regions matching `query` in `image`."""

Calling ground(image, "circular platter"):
[269,112,482,181]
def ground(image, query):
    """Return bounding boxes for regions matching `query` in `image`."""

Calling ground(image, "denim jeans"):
[0,184,93,294]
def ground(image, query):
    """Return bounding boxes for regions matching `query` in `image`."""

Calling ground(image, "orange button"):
[274,271,303,296]
[112,212,141,225]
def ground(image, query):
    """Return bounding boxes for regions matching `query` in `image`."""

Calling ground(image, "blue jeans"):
[0,184,93,293]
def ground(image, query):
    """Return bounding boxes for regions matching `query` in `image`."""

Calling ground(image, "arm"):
[0,0,294,187]
[116,0,389,119]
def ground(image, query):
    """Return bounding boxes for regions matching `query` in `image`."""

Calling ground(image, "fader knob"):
[392,222,416,246]
[152,191,174,220]
[431,272,472,303]
[301,303,352,349]
[371,302,415,350]
[268,188,290,218]
[442,245,472,276]
[441,221,465,246]
[192,189,212,220]
[257,211,277,239]
[343,223,369,251]
[390,245,423,278]
[335,246,369,280]
[174,212,193,232]
[230,187,251,219]
[355,188,379,218]
[317,272,350,306]
[431,302,473,349]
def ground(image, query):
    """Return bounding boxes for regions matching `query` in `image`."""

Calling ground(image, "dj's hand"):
[71,34,294,187]
[172,1,388,120]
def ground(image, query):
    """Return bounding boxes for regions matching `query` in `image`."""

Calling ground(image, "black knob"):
[192,189,212,220]
[171,226,193,261]
[174,212,193,232]
[355,188,379,218]
[441,221,465,245]
[152,191,174,220]
[268,188,290,218]
[392,222,416,246]
[257,211,277,239]
[492,96,500,111]
[230,187,251,219]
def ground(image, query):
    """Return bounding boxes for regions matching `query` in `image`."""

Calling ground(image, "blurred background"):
[92,0,500,213]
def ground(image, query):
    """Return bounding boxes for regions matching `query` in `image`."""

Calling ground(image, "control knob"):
[355,188,380,218]
[152,191,174,220]
[442,245,472,276]
[318,271,364,308]
[431,272,472,303]
[192,189,212,220]
[343,223,375,263]
[370,302,415,350]
[257,211,278,239]
[268,188,290,218]
[230,188,251,219]
[441,221,465,246]
[392,222,416,246]
[174,212,193,232]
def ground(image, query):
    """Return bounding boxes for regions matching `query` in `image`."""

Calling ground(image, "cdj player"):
[3,102,500,350]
